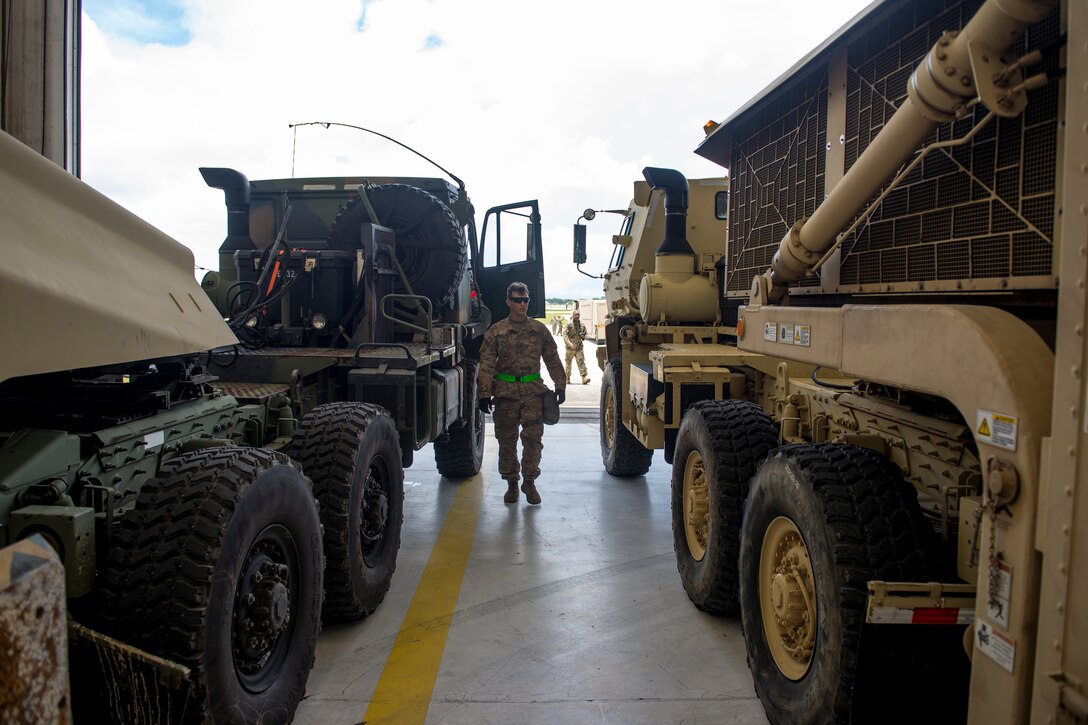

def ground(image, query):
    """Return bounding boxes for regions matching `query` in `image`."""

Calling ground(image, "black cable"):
[810,366,855,391]
[203,345,240,369]
[226,272,303,344]
[226,280,259,318]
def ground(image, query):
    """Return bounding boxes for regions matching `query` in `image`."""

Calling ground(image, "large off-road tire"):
[434,360,485,478]
[600,359,654,476]
[739,444,936,725]
[101,447,323,725]
[326,184,467,307]
[671,400,777,615]
[285,402,404,621]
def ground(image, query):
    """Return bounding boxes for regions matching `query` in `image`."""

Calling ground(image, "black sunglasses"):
[509,296,530,303]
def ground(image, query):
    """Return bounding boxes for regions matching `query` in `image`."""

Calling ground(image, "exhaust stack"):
[199,167,255,315]
[200,167,254,251]
[638,167,717,324]
[642,167,694,257]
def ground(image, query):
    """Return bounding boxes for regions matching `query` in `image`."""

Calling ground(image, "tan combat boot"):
[582,376,591,385]
[504,481,519,504]
[521,480,541,505]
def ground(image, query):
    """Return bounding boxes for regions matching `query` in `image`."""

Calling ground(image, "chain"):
[987,500,1002,615]
[969,503,985,567]
[969,497,1004,617]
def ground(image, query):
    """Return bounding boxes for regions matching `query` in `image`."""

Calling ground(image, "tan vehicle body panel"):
[0,130,237,383]
[1031,0,1087,716]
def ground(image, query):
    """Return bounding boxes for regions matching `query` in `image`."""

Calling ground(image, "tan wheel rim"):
[682,450,709,562]
[604,383,616,450]
[759,516,816,680]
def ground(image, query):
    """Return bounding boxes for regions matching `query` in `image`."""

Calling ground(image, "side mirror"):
[573,225,587,264]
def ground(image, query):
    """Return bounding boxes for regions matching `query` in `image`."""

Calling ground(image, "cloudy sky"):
[81,0,873,300]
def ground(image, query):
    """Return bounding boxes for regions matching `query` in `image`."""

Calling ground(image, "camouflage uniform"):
[563,318,590,383]
[478,317,566,485]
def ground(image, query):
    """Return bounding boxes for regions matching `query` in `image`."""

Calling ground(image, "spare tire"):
[327,184,466,307]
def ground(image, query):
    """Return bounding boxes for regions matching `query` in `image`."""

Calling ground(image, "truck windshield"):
[608,213,635,271]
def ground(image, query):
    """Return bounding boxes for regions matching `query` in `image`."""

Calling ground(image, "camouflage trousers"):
[493,395,545,483]
[565,345,588,381]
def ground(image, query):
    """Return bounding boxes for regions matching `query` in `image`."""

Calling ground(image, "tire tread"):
[601,360,654,476]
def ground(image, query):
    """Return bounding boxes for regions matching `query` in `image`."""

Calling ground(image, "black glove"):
[478,397,494,414]
[556,390,565,405]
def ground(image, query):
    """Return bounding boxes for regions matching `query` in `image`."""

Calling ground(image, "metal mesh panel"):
[724,64,828,293]
[937,240,970,280]
[908,244,935,281]
[838,0,1059,288]
[971,236,1011,278]
[726,0,1059,294]
[1012,231,1052,276]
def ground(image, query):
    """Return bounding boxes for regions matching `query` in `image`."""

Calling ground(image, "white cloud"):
[81,0,873,299]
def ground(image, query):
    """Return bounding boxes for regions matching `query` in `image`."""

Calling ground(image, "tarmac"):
[298,335,768,724]
[540,335,603,420]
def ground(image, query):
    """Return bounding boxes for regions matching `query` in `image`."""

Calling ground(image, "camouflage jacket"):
[563,320,587,350]
[478,317,565,399]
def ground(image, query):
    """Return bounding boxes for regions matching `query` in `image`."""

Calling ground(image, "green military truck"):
[197,166,545,476]
[0,119,546,723]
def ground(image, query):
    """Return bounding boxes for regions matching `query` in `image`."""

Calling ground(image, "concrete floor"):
[296,340,769,724]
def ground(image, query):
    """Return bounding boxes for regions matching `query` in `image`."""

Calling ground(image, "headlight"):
[311,313,328,330]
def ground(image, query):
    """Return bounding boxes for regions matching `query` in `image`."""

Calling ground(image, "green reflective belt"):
[495,373,541,383]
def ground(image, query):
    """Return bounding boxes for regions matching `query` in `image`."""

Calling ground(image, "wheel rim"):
[759,516,816,681]
[682,450,709,562]
[603,382,616,451]
[360,461,390,566]
[232,524,300,693]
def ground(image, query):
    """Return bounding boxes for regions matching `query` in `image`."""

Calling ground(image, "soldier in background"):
[477,282,566,505]
[564,309,591,385]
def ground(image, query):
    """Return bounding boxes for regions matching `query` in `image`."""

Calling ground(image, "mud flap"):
[68,621,192,724]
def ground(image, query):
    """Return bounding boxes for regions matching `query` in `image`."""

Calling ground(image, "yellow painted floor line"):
[363,478,484,724]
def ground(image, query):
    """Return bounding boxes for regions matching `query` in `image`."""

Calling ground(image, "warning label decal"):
[975,620,1015,673]
[976,410,1018,451]
[795,325,811,347]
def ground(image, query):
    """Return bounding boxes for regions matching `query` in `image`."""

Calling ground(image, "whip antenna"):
[287,121,466,192]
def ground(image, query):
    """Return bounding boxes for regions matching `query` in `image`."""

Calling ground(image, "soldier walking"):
[477,282,566,505]
[564,309,591,385]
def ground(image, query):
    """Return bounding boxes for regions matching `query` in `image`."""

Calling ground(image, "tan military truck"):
[573,173,730,475]
[579,0,1083,721]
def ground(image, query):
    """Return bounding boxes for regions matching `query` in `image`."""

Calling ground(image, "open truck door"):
[476,200,545,322]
